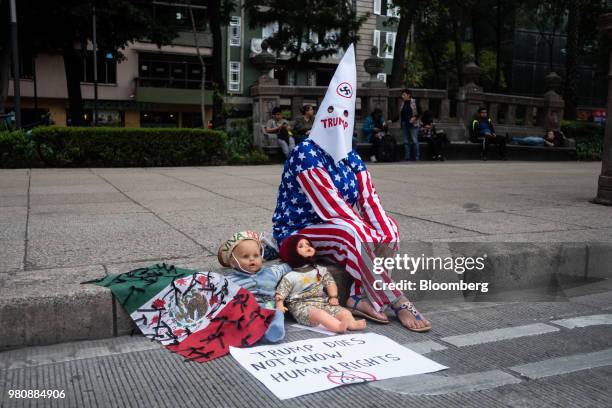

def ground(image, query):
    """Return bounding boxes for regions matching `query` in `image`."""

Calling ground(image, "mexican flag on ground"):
[88,264,273,362]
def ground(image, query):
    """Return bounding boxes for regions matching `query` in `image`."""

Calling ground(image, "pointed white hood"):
[308,44,356,163]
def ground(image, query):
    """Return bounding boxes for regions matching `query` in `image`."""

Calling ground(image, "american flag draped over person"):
[272,138,401,312]
[270,45,431,332]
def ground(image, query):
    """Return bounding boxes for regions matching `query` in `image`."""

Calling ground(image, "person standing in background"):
[265,107,295,158]
[293,105,315,145]
[400,89,420,161]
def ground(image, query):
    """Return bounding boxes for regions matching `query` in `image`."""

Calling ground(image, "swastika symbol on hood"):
[336,82,353,98]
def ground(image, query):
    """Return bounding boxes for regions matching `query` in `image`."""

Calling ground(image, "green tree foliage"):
[388,0,606,112]
[185,0,236,127]
[11,0,179,125]
[243,0,367,65]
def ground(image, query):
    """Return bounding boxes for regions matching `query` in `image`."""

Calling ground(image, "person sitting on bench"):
[419,110,448,161]
[471,107,507,160]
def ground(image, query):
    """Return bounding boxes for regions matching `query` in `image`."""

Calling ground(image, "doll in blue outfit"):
[218,230,291,343]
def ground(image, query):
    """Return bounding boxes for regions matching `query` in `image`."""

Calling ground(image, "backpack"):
[378,132,398,162]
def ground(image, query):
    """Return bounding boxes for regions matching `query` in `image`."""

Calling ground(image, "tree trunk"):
[502,3,516,92]
[426,44,441,88]
[563,5,580,120]
[0,43,9,114]
[471,7,480,65]
[493,0,502,92]
[451,1,463,86]
[188,3,206,128]
[548,36,554,73]
[389,3,414,88]
[62,43,84,126]
[0,0,10,114]
[207,0,225,127]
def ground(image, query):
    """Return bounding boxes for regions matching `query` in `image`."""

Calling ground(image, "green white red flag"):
[89,264,273,362]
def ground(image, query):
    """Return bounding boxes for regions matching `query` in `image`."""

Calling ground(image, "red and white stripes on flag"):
[297,167,402,311]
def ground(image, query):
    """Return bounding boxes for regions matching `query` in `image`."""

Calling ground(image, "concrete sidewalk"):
[1,161,612,350]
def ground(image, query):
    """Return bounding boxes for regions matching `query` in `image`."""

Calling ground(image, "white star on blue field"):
[272,140,365,243]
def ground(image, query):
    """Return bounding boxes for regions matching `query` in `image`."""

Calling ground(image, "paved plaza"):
[1,161,612,407]
[1,161,610,273]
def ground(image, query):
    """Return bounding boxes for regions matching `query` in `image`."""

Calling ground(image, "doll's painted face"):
[296,239,315,258]
[231,240,262,274]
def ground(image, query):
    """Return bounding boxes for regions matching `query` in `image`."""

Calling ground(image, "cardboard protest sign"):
[230,333,447,399]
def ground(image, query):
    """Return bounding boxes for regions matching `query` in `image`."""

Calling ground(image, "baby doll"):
[275,234,366,334]
[218,231,291,342]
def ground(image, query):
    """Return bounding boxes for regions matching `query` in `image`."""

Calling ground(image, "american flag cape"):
[88,264,274,362]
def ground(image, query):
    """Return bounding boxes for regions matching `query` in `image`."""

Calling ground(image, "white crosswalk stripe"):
[370,369,521,395]
[440,323,559,347]
[509,348,612,379]
[551,314,612,329]
[402,340,448,354]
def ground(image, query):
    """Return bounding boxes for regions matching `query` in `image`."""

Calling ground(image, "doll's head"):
[217,231,263,274]
[279,234,316,268]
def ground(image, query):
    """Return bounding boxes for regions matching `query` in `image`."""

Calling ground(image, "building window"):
[385,32,396,59]
[94,111,123,127]
[307,71,317,86]
[182,112,203,128]
[316,69,334,86]
[78,51,117,84]
[373,30,381,57]
[373,0,382,15]
[138,53,212,88]
[154,3,208,31]
[9,51,35,80]
[377,73,387,83]
[287,70,297,86]
[140,112,178,128]
[229,16,241,46]
[228,61,241,92]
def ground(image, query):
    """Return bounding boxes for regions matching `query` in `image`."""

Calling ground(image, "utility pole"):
[9,0,21,128]
[187,2,206,128]
[92,5,99,126]
[595,13,612,205]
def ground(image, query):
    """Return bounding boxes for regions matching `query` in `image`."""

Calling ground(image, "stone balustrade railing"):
[456,77,564,136]
[250,69,565,147]
[251,82,453,146]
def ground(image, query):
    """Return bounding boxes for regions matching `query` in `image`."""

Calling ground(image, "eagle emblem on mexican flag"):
[89,264,274,362]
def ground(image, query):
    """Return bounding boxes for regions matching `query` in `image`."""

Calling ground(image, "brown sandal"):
[348,295,389,324]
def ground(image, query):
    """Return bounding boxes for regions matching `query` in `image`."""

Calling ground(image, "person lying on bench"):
[511,130,565,147]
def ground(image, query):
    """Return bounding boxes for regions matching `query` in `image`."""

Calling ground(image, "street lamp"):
[92,6,99,126]
[9,0,21,128]
[595,13,612,205]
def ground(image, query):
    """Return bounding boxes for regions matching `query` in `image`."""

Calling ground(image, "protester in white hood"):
[271,45,431,332]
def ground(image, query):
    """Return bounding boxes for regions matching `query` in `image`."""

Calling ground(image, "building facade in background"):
[6,0,399,128]
[6,1,603,128]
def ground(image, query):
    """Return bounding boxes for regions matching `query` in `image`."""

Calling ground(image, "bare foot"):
[346,297,389,323]
[348,319,366,330]
[333,320,349,334]
[394,299,431,331]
